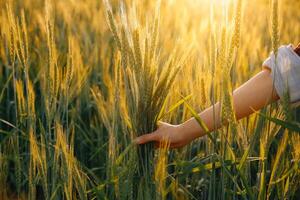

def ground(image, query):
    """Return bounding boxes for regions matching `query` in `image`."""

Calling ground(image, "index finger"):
[134,132,159,145]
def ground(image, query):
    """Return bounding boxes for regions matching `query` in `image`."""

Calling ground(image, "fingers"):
[134,132,159,145]
[134,121,168,145]
[134,121,173,146]
[154,142,183,149]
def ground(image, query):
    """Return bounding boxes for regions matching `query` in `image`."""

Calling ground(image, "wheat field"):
[0,0,300,199]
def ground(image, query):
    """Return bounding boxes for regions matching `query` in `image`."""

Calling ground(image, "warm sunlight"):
[0,0,299,199]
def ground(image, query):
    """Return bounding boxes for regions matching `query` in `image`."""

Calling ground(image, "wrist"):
[177,122,201,141]
[176,123,185,135]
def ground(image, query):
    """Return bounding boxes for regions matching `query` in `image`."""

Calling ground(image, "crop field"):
[0,0,300,199]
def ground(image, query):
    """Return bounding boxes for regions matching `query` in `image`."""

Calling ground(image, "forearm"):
[179,69,279,139]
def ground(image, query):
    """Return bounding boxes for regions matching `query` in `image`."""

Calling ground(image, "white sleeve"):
[263,44,300,104]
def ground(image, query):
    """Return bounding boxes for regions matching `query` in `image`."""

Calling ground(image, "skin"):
[135,43,300,148]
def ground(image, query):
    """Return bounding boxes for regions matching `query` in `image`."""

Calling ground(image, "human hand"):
[134,122,192,148]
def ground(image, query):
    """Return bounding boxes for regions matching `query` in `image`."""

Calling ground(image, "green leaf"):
[158,94,192,120]
[257,112,300,132]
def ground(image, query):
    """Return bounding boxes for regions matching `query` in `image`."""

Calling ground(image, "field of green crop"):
[0,0,300,199]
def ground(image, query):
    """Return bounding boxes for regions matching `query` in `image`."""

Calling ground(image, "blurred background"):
[0,0,299,199]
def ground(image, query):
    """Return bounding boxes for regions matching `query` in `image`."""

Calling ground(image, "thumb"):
[157,121,169,127]
[134,132,159,145]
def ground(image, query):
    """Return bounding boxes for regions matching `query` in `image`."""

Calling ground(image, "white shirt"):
[263,44,300,106]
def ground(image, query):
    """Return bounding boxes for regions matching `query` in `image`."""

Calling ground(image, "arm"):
[178,69,279,141]
[135,69,279,148]
[134,43,300,148]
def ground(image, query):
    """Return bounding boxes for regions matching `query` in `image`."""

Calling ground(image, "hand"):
[134,122,192,148]
[295,43,300,56]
